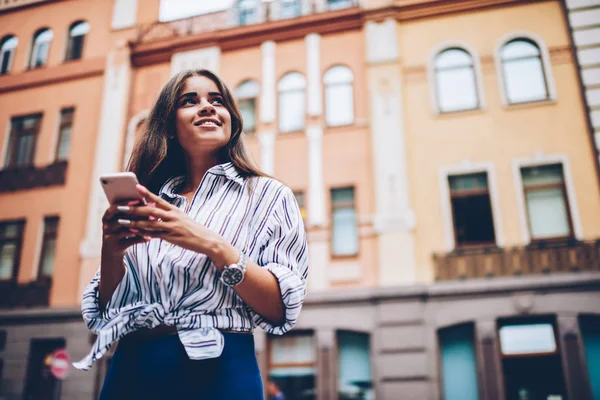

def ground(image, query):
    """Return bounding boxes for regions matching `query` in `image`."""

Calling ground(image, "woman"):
[74,69,309,400]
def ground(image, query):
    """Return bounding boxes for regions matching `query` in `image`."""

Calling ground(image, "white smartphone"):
[100,172,146,205]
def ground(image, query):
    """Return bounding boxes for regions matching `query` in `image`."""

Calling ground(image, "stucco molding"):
[123,109,150,170]
[494,31,557,107]
[439,160,505,251]
[306,33,322,117]
[511,152,583,243]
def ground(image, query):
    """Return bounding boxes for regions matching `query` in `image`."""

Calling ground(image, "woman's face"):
[174,75,232,158]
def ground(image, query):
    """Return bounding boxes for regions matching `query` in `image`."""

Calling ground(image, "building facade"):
[0,0,599,399]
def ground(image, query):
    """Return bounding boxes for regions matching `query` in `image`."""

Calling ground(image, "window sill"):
[330,253,360,261]
[0,161,68,192]
[504,98,556,110]
[434,107,485,119]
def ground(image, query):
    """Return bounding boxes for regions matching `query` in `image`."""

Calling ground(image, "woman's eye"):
[211,98,224,105]
[182,98,196,105]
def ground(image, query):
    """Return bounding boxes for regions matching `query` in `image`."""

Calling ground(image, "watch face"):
[222,267,243,286]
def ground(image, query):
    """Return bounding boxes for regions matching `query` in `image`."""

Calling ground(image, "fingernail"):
[149,202,156,207]
[117,206,130,212]
[136,184,147,193]
[127,200,140,206]
[129,228,139,233]
[118,219,131,225]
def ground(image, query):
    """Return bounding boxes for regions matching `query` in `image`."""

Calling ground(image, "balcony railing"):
[0,161,67,192]
[137,0,359,43]
[433,240,600,281]
[0,0,51,12]
[0,278,52,309]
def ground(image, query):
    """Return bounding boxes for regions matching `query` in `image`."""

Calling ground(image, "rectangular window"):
[269,333,316,400]
[23,338,66,400]
[521,164,572,240]
[439,324,479,400]
[0,221,25,281]
[38,217,59,279]
[293,191,306,222]
[331,187,358,256]
[239,98,256,133]
[448,173,495,246]
[55,108,74,161]
[4,114,42,168]
[337,331,372,400]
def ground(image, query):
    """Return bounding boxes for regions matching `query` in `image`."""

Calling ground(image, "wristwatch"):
[220,251,248,287]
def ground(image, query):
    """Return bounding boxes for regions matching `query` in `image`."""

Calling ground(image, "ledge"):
[0,161,68,192]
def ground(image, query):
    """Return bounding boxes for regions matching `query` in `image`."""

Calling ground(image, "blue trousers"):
[99,331,263,400]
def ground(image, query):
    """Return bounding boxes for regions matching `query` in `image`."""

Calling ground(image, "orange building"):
[0,0,599,399]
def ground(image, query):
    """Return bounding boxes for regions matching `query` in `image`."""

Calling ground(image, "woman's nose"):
[198,100,216,115]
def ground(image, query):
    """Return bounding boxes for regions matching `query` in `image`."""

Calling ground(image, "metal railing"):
[137,0,359,43]
[433,239,600,281]
[0,278,52,309]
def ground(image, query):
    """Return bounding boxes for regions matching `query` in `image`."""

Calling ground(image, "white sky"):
[159,0,237,22]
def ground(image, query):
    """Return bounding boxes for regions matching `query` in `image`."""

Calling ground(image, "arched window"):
[29,28,53,69]
[500,38,549,104]
[324,65,354,126]
[0,35,18,75]
[235,80,260,133]
[278,72,306,133]
[65,21,89,61]
[238,0,260,26]
[434,48,479,113]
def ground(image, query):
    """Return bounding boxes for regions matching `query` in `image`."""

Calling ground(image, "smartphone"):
[100,172,146,205]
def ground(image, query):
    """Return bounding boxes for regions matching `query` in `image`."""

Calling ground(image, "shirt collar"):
[158,162,245,199]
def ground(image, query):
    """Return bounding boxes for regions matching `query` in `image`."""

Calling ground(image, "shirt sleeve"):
[80,250,140,334]
[249,187,309,335]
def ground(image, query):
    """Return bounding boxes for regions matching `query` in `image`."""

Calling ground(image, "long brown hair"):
[127,69,267,193]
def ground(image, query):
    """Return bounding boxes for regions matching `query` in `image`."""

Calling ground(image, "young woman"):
[74,69,309,399]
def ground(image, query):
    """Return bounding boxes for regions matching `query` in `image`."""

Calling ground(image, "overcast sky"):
[159,0,237,21]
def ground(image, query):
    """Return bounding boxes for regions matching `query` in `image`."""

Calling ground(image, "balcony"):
[0,279,52,309]
[136,0,359,44]
[433,240,600,281]
[0,161,68,193]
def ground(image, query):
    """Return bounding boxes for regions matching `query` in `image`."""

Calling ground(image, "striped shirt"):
[74,162,309,371]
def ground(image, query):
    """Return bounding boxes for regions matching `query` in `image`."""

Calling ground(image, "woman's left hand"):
[116,184,234,267]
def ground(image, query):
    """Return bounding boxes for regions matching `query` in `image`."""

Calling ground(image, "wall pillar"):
[316,328,337,400]
[557,315,593,400]
[475,320,504,400]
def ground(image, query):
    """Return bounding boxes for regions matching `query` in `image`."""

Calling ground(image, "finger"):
[103,221,136,234]
[136,184,175,211]
[121,235,151,246]
[103,200,144,223]
[118,218,168,233]
[116,205,172,221]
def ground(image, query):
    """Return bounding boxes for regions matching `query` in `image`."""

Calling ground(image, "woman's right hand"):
[101,199,150,259]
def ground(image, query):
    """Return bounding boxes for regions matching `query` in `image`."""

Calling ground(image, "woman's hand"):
[101,199,150,258]
[116,185,237,268]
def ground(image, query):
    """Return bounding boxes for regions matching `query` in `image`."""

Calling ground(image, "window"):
[448,173,496,246]
[521,164,572,240]
[327,0,354,10]
[0,35,18,75]
[434,48,479,113]
[65,21,89,61]
[29,28,53,69]
[269,333,316,400]
[324,65,354,127]
[238,0,260,25]
[331,187,358,256]
[55,108,74,161]
[235,80,259,133]
[278,72,306,133]
[23,338,66,400]
[580,315,600,400]
[0,221,25,281]
[337,331,372,400]
[293,191,307,222]
[280,0,302,19]
[38,217,59,279]
[501,39,549,104]
[4,114,42,168]
[439,324,479,400]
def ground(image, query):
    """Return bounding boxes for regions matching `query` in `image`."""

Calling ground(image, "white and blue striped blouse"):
[74,162,309,371]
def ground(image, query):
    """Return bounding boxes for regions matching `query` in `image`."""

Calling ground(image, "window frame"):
[0,220,26,283]
[323,65,355,127]
[277,72,307,133]
[29,28,53,69]
[38,216,59,280]
[55,107,75,161]
[0,35,18,75]
[4,113,43,169]
[235,79,260,134]
[330,186,359,258]
[267,331,317,397]
[495,33,556,107]
[64,21,89,62]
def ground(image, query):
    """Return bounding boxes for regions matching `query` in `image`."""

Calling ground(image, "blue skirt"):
[99,331,263,400]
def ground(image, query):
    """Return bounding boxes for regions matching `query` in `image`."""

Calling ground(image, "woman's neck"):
[181,155,223,193]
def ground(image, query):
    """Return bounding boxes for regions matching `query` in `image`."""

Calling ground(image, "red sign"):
[49,349,70,380]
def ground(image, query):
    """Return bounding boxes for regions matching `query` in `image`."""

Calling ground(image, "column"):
[365,18,417,286]
[260,41,276,124]
[258,131,275,175]
[316,328,337,400]
[557,315,593,400]
[306,33,322,118]
[79,45,133,293]
[475,320,504,400]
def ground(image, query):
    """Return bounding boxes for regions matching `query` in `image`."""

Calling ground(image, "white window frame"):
[439,161,504,251]
[428,41,485,115]
[29,28,53,69]
[512,153,582,244]
[0,35,18,74]
[235,79,260,133]
[495,32,556,107]
[323,64,355,127]
[64,21,90,61]
[277,71,307,133]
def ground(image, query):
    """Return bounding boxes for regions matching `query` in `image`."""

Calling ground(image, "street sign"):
[49,349,70,380]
